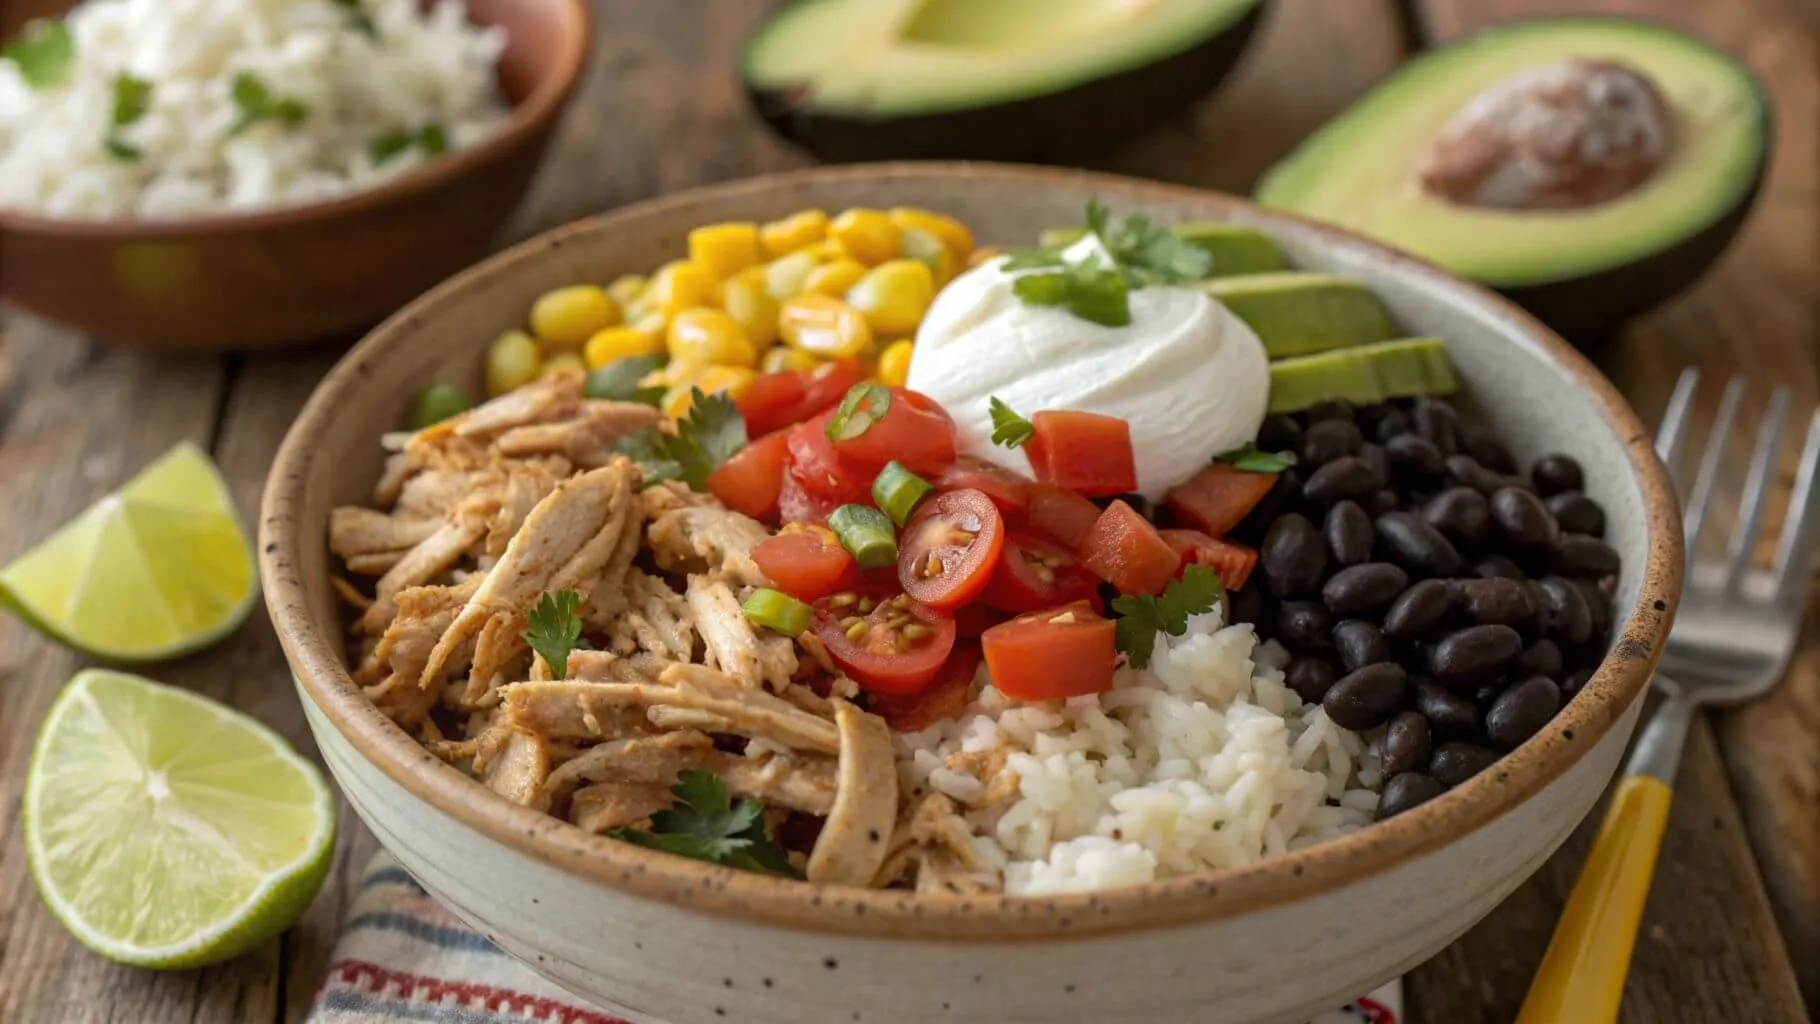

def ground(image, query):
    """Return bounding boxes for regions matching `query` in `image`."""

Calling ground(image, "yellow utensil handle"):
[1516,774,1674,1024]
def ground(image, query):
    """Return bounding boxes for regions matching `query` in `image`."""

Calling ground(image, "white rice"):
[0,0,509,219]
[897,610,1382,895]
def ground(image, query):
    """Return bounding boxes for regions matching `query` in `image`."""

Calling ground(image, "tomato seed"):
[884,613,911,629]
[901,623,932,640]
[828,592,857,608]
[1032,563,1056,583]
[922,551,944,578]
[840,615,864,629]
[844,619,870,642]
[858,596,876,613]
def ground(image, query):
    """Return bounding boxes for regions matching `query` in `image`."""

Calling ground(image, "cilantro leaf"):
[3,20,74,90]
[613,427,686,487]
[999,247,1065,272]
[1010,266,1131,327]
[1111,564,1225,669]
[610,769,796,877]
[369,122,449,165]
[102,137,142,162]
[227,71,311,137]
[419,121,448,156]
[826,383,890,442]
[110,73,152,127]
[1093,205,1213,286]
[613,389,747,490]
[331,0,381,39]
[989,397,1034,448]
[522,589,582,679]
[584,355,666,406]
[1213,442,1297,474]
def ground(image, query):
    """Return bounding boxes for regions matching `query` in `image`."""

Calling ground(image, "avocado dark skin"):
[746,2,1268,164]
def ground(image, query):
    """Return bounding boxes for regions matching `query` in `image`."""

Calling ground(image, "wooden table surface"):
[1,1,1814,1021]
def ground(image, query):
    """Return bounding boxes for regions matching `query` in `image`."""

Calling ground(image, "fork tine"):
[1656,367,1700,472]
[1684,376,1745,560]
[1724,387,1790,592]
[1772,410,1820,604]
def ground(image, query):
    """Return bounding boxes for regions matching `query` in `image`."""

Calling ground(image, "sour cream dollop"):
[907,245,1270,501]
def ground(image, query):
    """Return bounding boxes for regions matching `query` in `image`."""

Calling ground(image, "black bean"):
[1383,579,1455,639]
[1257,414,1304,457]
[1530,454,1584,497]
[1461,428,1518,474]
[1559,667,1595,699]
[1575,578,1613,642]
[1285,657,1339,704]
[1486,676,1562,750]
[1382,712,1431,778]
[1302,419,1363,465]
[1323,563,1411,617]
[1517,638,1564,678]
[1453,578,1537,628]
[1332,619,1393,673]
[1377,772,1448,820]
[1374,512,1465,577]
[1412,397,1459,455]
[1276,601,1334,649]
[1446,454,1507,496]
[1385,433,1446,480]
[1413,680,1482,738]
[1307,399,1355,423]
[1422,487,1490,546]
[1472,681,1506,705]
[1544,492,1605,537]
[1226,584,1269,630]
[1374,409,1412,442]
[1360,443,1390,484]
[1429,624,1523,685]
[1429,742,1501,786]
[1235,468,1305,543]
[1554,534,1621,578]
[1261,513,1325,599]
[1323,501,1373,567]
[1304,456,1381,503]
[1368,489,1402,515]
[1490,487,1561,549]
[1536,577,1593,645]
[1471,554,1527,580]
[1322,663,1408,730]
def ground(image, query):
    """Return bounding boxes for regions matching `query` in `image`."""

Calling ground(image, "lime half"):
[25,670,336,968]
[0,442,257,661]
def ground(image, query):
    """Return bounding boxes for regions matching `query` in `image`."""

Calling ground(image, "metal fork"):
[1517,369,1820,1024]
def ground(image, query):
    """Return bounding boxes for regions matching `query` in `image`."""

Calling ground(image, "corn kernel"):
[530,285,620,350]
[485,330,542,396]
[900,227,956,287]
[846,259,935,337]
[888,207,974,263]
[539,352,588,381]
[779,294,873,359]
[605,274,647,306]
[688,222,763,280]
[802,259,868,297]
[802,238,847,261]
[661,383,697,420]
[877,340,915,387]
[762,250,823,301]
[718,273,781,349]
[762,346,820,374]
[696,365,759,401]
[759,209,829,257]
[583,324,666,370]
[647,260,717,315]
[668,308,758,368]
[829,208,902,265]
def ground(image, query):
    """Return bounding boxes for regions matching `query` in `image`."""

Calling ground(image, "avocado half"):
[1255,17,1771,341]
[743,0,1268,163]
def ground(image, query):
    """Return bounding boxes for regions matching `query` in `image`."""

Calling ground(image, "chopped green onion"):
[872,461,932,527]
[829,504,898,570]
[742,587,813,636]
[825,383,891,442]
[407,383,472,429]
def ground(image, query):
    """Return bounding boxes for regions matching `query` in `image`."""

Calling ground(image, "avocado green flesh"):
[1268,338,1458,414]
[744,0,1260,117]
[1206,272,1397,359]
[1254,17,1767,287]
[1037,223,1288,277]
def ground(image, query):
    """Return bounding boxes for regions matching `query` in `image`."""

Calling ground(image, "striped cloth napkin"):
[308,852,1404,1024]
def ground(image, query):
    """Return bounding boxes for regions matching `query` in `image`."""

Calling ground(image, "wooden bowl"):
[0,0,589,353]
[261,164,1683,1024]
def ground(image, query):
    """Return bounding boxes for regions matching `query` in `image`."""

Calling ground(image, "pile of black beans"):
[1222,396,1620,822]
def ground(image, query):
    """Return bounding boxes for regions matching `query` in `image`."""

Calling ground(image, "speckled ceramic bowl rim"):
[0,0,590,239]
[261,162,1684,942]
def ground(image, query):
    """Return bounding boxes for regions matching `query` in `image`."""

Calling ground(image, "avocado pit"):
[1416,58,1674,210]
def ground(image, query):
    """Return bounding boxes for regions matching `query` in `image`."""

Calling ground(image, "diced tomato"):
[706,430,790,521]
[811,588,956,695]
[981,602,1117,700]
[1025,483,1102,549]
[735,372,809,438]
[1024,411,1137,497]
[952,603,1009,639]
[787,411,874,505]
[1161,528,1260,590]
[1163,464,1278,537]
[936,456,1031,518]
[753,524,862,601]
[869,642,981,732]
[1080,500,1181,596]
[797,358,867,419]
[897,489,1005,610]
[830,387,957,475]
[777,469,844,524]
[980,530,1101,613]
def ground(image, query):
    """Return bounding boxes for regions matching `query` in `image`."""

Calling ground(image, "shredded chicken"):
[686,576,796,690]
[874,793,998,894]
[647,505,770,587]
[806,700,898,886]
[495,400,663,467]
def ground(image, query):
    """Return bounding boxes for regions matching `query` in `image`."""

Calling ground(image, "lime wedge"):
[24,670,336,968]
[0,443,257,661]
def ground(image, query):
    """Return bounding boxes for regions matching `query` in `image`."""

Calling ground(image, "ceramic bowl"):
[0,0,589,353]
[261,164,1682,1024]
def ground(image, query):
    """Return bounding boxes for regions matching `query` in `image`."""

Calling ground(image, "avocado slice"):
[743,0,1267,162]
[1268,338,1459,414]
[1255,17,1769,341]
[1205,272,1398,358]
[1037,222,1289,277]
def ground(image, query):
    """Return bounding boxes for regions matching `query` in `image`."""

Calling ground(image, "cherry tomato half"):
[753,523,862,601]
[735,372,809,439]
[1163,464,1278,538]
[979,529,1100,613]
[1080,500,1181,596]
[1024,482,1103,549]
[830,387,957,475]
[811,589,956,695]
[1161,528,1259,591]
[869,642,981,733]
[777,468,844,524]
[897,488,1005,610]
[706,429,790,521]
[936,456,1031,518]
[787,410,874,505]
[796,358,867,420]
[1024,411,1137,497]
[981,602,1117,700]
